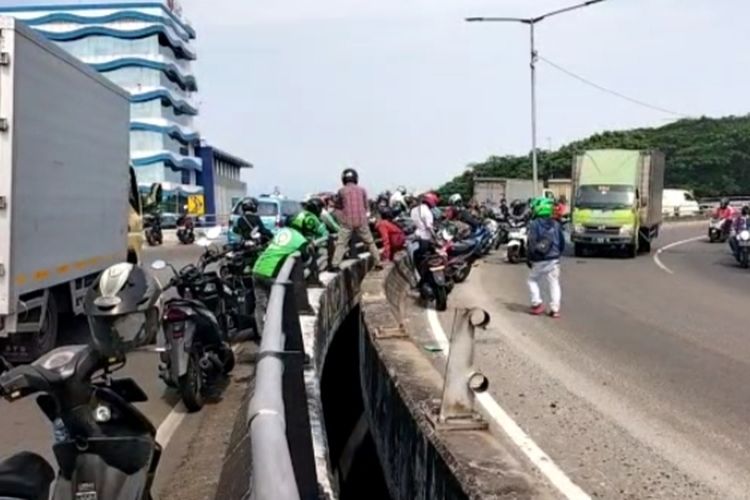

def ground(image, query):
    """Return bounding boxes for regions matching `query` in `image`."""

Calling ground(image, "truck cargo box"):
[0,17,130,315]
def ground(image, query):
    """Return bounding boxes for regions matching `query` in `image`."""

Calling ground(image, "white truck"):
[0,17,131,362]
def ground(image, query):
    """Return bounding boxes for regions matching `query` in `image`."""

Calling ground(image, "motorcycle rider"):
[410,192,439,289]
[527,197,565,318]
[320,195,341,234]
[293,198,329,239]
[714,198,736,236]
[499,198,510,219]
[252,210,323,336]
[234,197,274,244]
[448,193,482,231]
[729,205,750,257]
[390,186,409,215]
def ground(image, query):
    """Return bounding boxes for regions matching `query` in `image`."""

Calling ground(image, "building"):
[0,0,204,200]
[196,142,251,216]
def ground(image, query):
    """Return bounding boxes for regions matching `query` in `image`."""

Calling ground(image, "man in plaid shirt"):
[331,168,383,270]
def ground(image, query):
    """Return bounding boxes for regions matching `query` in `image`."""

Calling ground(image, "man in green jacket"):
[252,207,323,337]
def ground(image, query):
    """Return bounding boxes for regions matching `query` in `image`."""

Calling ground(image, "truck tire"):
[30,294,59,360]
[627,244,638,259]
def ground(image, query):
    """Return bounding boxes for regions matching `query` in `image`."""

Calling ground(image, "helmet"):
[241,197,259,214]
[720,198,730,209]
[531,197,554,218]
[84,263,161,357]
[342,168,359,185]
[449,193,462,206]
[379,206,394,220]
[290,212,320,237]
[304,198,324,217]
[422,192,439,208]
[743,205,750,216]
[396,186,407,195]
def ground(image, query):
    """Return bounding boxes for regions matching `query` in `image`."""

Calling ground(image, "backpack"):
[531,221,558,258]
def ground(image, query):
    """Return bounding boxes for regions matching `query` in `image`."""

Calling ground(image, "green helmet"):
[531,197,554,218]
[290,211,320,237]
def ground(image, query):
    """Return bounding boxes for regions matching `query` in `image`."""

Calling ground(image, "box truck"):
[571,150,665,258]
[0,18,132,361]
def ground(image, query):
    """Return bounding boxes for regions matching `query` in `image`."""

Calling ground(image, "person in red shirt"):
[553,195,569,220]
[375,208,406,261]
[714,198,735,220]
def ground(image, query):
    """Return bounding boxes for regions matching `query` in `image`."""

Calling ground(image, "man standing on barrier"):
[252,209,323,337]
[331,168,383,271]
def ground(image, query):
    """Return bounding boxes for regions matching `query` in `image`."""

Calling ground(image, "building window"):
[181,169,191,185]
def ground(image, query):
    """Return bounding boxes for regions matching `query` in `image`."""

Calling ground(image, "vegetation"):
[438,115,750,200]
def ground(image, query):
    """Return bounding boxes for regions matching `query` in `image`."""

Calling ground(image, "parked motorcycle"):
[410,241,450,312]
[152,229,235,412]
[506,219,528,264]
[440,227,481,284]
[708,217,729,243]
[144,213,163,247]
[176,215,195,245]
[0,264,163,499]
[732,229,750,268]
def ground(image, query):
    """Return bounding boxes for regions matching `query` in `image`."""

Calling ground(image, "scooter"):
[732,229,750,268]
[152,230,235,412]
[144,213,163,247]
[440,228,481,284]
[0,345,161,499]
[708,217,729,243]
[506,219,528,264]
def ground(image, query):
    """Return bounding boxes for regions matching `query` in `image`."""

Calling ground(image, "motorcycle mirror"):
[204,226,222,240]
[151,260,167,270]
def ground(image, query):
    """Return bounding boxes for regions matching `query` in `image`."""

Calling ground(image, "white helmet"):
[396,185,407,195]
[449,193,462,205]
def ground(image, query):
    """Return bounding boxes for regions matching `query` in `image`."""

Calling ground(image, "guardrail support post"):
[290,258,314,315]
[436,308,491,430]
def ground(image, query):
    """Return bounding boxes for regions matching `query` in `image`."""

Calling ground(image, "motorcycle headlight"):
[740,230,750,241]
[619,224,635,236]
[573,224,584,235]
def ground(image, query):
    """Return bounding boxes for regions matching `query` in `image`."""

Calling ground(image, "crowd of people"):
[230,168,573,336]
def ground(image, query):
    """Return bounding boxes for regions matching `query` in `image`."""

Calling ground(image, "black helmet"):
[720,198,730,209]
[743,205,750,216]
[84,263,161,357]
[379,206,394,220]
[342,168,359,185]
[241,197,259,213]
[305,198,324,217]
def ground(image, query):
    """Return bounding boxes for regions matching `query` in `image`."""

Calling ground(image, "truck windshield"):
[576,185,635,209]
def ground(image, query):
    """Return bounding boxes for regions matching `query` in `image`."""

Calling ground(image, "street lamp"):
[466,0,607,196]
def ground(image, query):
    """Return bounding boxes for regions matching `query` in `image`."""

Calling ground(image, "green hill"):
[438,115,750,200]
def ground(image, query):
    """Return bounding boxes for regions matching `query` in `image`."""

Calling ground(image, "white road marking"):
[653,236,705,274]
[426,308,591,500]
[155,344,240,449]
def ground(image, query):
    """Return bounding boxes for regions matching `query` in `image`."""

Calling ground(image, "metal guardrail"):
[247,232,370,500]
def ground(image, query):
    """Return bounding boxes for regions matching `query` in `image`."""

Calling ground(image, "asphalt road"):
[439,222,750,499]
[0,243,240,497]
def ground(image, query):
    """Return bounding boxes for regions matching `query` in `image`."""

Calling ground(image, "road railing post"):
[437,308,491,430]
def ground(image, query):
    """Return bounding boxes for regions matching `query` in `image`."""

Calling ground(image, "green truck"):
[571,149,665,258]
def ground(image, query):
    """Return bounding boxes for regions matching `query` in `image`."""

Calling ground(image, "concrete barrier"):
[359,257,550,499]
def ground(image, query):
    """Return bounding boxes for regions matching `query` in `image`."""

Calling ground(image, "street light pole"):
[466,0,606,197]
[529,21,539,193]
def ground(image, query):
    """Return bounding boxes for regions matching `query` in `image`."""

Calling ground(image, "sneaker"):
[548,310,561,319]
[529,304,545,316]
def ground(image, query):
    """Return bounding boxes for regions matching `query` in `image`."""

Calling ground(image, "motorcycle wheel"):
[434,285,448,312]
[146,232,157,246]
[494,235,503,250]
[453,265,472,284]
[507,247,520,264]
[179,353,205,412]
[709,232,717,243]
[741,251,749,269]
[222,347,236,375]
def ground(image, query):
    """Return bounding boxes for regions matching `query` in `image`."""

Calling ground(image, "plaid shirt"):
[337,184,369,228]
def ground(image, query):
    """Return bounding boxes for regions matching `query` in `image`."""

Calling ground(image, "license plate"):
[431,269,446,285]
[594,237,606,244]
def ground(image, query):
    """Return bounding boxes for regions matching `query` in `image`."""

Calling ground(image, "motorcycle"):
[220,228,265,339]
[0,264,163,499]
[732,229,750,268]
[176,215,195,245]
[152,229,235,412]
[506,219,528,264]
[440,227,482,284]
[708,217,729,243]
[144,213,163,247]
[412,241,450,312]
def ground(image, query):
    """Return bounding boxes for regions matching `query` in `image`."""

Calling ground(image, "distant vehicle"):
[160,212,180,229]
[571,149,665,258]
[227,196,303,243]
[662,189,701,217]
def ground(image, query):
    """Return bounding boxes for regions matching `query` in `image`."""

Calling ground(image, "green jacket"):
[321,210,340,234]
[291,210,329,239]
[253,227,309,279]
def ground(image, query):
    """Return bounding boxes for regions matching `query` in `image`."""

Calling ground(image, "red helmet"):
[422,192,439,208]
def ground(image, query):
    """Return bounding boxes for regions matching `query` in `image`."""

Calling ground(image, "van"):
[662,189,701,217]
[227,196,303,243]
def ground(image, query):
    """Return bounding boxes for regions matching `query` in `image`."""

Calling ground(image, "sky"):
[4,0,750,198]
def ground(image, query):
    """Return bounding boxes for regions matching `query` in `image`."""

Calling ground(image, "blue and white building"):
[0,0,204,197]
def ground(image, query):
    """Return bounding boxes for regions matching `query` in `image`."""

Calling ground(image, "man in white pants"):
[527,198,565,318]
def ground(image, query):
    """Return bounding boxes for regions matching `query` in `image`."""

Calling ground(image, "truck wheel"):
[627,244,638,259]
[640,240,652,254]
[30,295,59,360]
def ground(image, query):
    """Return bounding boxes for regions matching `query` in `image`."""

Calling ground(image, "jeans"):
[332,224,381,268]
[528,260,561,313]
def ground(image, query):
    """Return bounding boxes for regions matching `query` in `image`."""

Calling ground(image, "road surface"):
[437,222,750,499]
[0,244,251,498]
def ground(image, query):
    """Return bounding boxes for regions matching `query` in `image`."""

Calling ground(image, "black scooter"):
[0,347,161,499]
[176,215,195,245]
[152,233,235,412]
[144,213,163,247]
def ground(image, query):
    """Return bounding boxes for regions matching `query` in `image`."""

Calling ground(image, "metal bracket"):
[0,119,8,132]
[423,399,488,432]
[0,197,7,210]
[0,264,5,277]
[0,52,9,66]
[438,308,491,424]
[255,349,309,366]
[374,325,406,339]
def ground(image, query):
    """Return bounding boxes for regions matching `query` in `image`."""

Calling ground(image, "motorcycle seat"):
[0,452,54,500]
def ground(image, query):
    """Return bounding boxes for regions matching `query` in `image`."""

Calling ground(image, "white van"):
[662,189,701,217]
